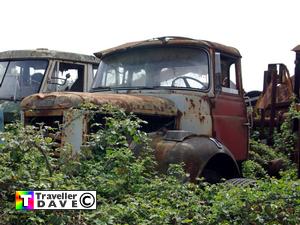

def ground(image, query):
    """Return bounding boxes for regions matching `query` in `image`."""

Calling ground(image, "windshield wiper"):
[91,86,167,92]
[111,86,159,90]
[90,87,114,92]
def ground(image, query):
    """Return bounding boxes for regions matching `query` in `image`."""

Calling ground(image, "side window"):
[220,54,238,94]
[93,64,98,77]
[229,64,237,88]
[47,62,84,92]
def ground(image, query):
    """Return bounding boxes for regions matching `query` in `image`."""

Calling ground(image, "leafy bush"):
[242,139,297,179]
[242,159,268,179]
[245,101,300,179]
[0,106,299,225]
[273,101,300,155]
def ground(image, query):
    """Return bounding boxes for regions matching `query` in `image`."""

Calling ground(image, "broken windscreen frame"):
[92,46,210,91]
[0,61,9,85]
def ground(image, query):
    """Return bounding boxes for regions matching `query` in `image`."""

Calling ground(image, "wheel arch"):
[201,152,240,182]
[154,133,241,182]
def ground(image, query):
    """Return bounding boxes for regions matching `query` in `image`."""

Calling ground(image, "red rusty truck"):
[21,37,249,182]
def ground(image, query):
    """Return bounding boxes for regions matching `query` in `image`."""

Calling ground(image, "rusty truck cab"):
[21,37,248,182]
[0,49,99,129]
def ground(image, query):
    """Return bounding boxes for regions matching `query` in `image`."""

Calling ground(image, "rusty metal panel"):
[95,37,241,59]
[21,91,213,137]
[256,64,293,109]
[0,49,100,64]
[255,64,293,140]
[160,94,212,136]
[212,93,248,161]
[62,109,87,153]
[153,135,240,181]
[21,92,178,117]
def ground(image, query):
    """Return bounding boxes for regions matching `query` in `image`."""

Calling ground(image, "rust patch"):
[256,64,292,110]
[155,141,176,163]
[190,99,195,109]
[202,95,210,103]
[154,140,177,173]
[199,115,205,123]
[95,37,241,59]
[21,92,179,117]
[82,113,89,143]
[0,49,100,64]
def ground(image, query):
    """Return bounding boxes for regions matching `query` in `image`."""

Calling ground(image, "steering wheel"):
[171,76,207,89]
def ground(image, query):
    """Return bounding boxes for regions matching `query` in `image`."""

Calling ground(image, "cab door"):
[43,61,85,92]
[211,53,248,161]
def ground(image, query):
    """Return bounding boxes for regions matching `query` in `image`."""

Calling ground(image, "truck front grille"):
[24,115,63,144]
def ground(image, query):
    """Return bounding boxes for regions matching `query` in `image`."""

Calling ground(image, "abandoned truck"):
[0,49,99,129]
[21,37,249,182]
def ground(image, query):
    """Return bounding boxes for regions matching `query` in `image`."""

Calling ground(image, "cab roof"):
[0,49,100,64]
[94,36,241,58]
[292,45,300,52]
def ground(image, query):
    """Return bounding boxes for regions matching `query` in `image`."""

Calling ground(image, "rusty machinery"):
[253,46,300,178]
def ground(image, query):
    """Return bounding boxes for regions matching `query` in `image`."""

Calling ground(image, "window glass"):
[220,55,238,94]
[229,63,237,89]
[93,47,209,91]
[47,62,84,92]
[0,60,48,100]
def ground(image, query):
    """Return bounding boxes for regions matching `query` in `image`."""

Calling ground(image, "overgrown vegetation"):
[274,101,300,154]
[0,105,299,224]
[244,102,299,180]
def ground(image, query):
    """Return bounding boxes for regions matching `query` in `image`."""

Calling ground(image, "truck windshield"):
[0,60,48,100]
[92,47,209,91]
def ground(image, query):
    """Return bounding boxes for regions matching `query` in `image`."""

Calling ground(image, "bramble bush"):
[242,139,297,179]
[0,105,299,225]
[244,101,299,180]
[273,101,300,155]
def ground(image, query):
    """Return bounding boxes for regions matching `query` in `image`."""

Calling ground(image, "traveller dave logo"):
[16,191,96,210]
[16,191,34,210]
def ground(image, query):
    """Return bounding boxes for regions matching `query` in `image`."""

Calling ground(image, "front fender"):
[154,134,240,181]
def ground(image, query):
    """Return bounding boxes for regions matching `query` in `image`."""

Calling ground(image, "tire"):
[225,178,256,186]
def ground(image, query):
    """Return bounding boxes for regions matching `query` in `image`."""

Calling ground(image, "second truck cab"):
[0,49,99,128]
